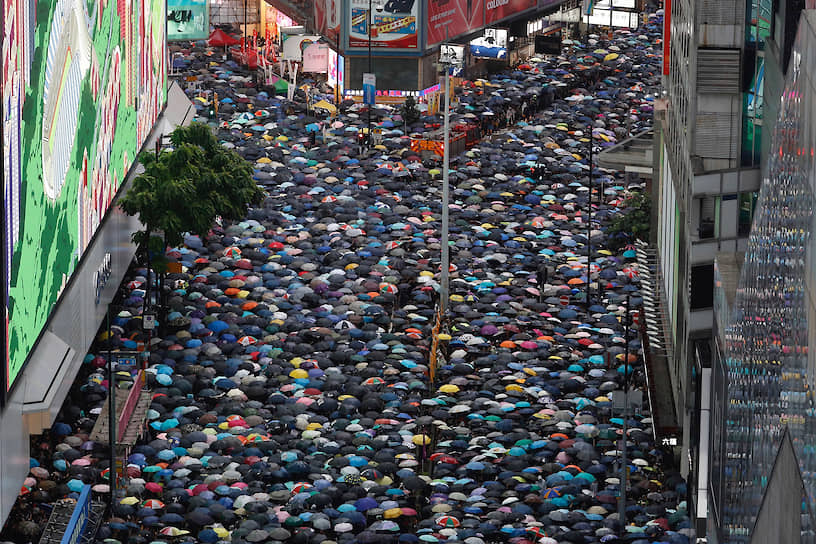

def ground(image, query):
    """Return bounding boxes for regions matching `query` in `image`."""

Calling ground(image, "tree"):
[605,191,651,252]
[120,122,264,319]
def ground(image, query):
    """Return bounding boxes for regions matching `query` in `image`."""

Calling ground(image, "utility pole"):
[618,292,631,530]
[367,0,373,150]
[440,28,452,316]
[586,124,593,308]
[107,305,116,512]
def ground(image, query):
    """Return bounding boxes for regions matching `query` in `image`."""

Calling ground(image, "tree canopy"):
[120,122,265,249]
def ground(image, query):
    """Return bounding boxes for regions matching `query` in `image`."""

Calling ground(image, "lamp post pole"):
[618,292,631,530]
[586,125,593,307]
[367,0,373,150]
[107,305,116,512]
[440,29,451,317]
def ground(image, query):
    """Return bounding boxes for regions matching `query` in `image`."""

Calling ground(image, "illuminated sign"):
[2,0,167,394]
[168,0,209,41]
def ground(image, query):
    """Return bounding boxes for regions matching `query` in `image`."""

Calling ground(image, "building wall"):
[713,11,816,542]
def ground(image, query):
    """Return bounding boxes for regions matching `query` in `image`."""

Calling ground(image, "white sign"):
[281,35,321,61]
[303,43,330,72]
[143,313,157,330]
[440,44,465,66]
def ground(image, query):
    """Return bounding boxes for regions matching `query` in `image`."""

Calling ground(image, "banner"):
[168,0,209,40]
[314,0,342,46]
[303,43,330,73]
[427,0,485,46]
[363,73,376,105]
[485,0,536,24]
[348,0,419,49]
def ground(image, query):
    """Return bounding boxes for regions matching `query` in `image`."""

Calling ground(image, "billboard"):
[167,0,209,41]
[469,27,507,58]
[485,0,536,24]
[314,0,341,47]
[348,0,419,49]
[2,0,167,394]
[427,0,485,46]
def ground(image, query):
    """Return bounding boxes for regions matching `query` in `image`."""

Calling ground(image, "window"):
[690,264,715,309]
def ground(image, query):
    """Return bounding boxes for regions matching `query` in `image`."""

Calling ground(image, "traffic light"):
[208,105,216,118]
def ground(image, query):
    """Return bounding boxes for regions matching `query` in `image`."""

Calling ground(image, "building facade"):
[709,11,816,542]
[649,0,806,534]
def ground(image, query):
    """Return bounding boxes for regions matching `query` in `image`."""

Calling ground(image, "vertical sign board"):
[363,73,377,104]
[61,485,92,544]
[663,0,671,75]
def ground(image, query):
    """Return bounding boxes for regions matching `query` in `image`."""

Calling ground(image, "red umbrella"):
[207,29,240,47]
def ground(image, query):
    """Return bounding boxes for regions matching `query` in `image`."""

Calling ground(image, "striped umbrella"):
[436,515,460,528]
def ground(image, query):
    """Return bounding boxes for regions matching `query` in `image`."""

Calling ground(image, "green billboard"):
[2,0,168,394]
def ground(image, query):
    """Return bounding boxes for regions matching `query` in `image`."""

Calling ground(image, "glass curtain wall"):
[720,12,816,543]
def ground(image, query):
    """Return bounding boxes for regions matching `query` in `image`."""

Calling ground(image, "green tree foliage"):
[606,191,651,251]
[120,122,264,252]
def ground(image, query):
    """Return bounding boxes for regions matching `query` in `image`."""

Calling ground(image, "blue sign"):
[363,73,376,105]
[62,485,92,544]
[469,45,507,59]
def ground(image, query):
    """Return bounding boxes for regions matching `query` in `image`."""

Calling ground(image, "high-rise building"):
[709,10,816,542]
[649,0,803,536]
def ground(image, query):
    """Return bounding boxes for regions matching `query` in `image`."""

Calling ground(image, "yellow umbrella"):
[120,496,139,505]
[438,333,452,341]
[604,53,619,61]
[384,507,403,519]
[412,434,431,446]
[312,99,337,114]
[438,384,460,394]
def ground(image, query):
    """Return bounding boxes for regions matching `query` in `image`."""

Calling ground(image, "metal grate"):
[694,110,740,159]
[696,49,741,94]
[696,0,738,25]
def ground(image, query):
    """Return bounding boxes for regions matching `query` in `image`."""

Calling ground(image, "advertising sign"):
[314,0,342,46]
[2,0,167,394]
[363,73,377,104]
[282,35,320,61]
[427,0,485,46]
[469,27,508,59]
[485,0,536,25]
[303,43,331,73]
[348,0,419,49]
[167,0,209,40]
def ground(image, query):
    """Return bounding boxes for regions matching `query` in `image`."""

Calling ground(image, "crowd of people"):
[3,11,695,544]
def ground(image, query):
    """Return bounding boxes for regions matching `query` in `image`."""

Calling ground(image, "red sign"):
[559,295,570,306]
[485,0,536,25]
[427,0,485,46]
[662,0,670,75]
[314,0,341,47]
[632,310,640,327]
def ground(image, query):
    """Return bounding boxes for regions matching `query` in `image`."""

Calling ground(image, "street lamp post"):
[586,124,593,307]
[618,292,631,529]
[440,32,452,316]
[367,0,373,150]
[106,305,117,512]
